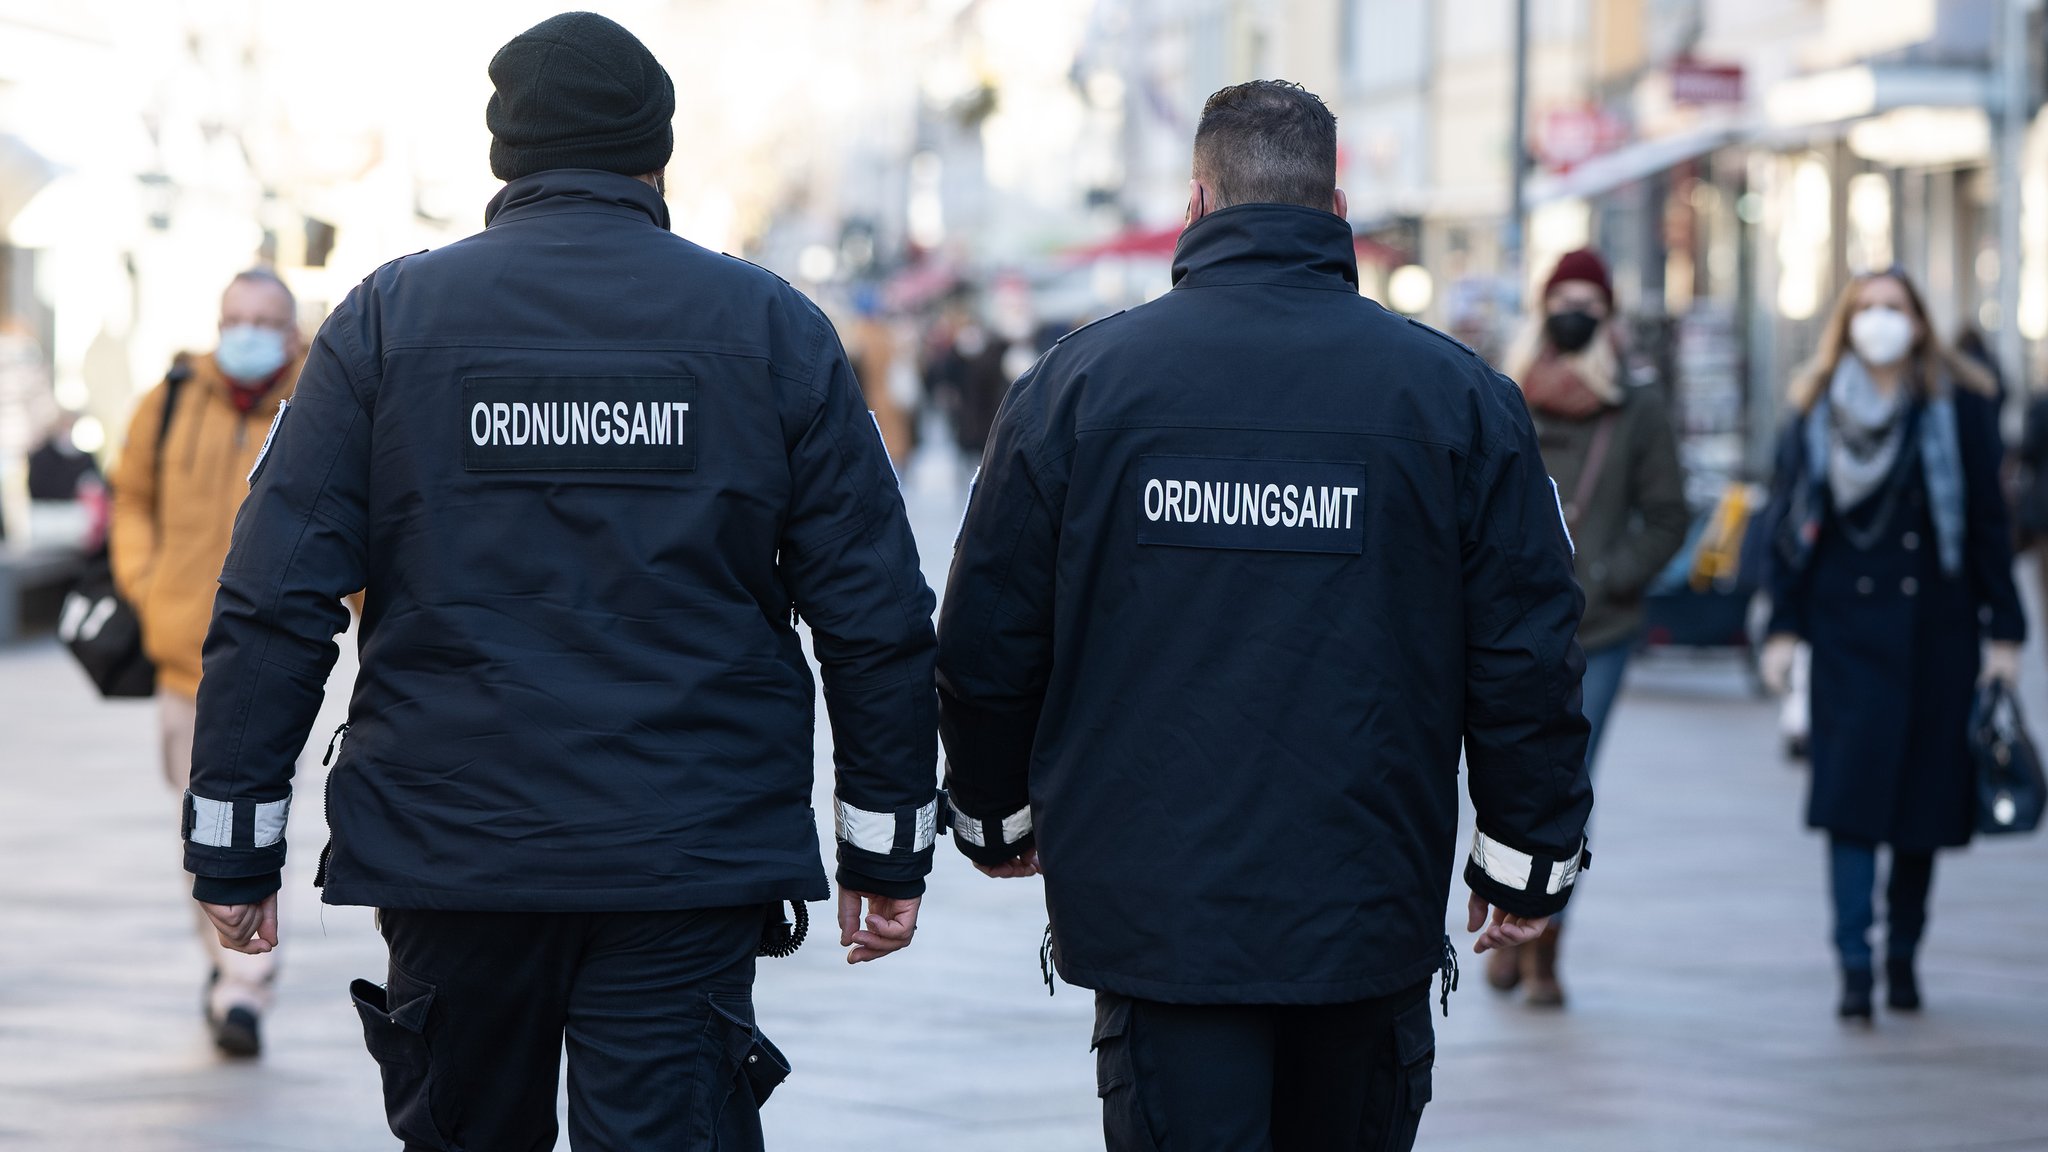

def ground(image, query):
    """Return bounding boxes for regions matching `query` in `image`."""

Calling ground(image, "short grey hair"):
[1192,80,1339,211]
[225,266,297,318]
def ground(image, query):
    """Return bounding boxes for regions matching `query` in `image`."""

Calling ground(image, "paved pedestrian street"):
[3,455,2046,1151]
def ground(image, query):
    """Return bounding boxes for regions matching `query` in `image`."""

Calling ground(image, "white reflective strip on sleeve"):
[911,799,938,852]
[834,799,900,855]
[1000,806,1032,844]
[1546,842,1585,895]
[252,797,291,849]
[1550,477,1576,555]
[953,808,986,847]
[1469,829,1534,890]
[187,792,234,848]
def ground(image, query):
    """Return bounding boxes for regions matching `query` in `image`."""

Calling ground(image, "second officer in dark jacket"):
[940,81,1592,1151]
[182,14,938,1149]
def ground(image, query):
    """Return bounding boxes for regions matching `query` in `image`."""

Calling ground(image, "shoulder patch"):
[248,399,290,487]
[1055,310,1128,344]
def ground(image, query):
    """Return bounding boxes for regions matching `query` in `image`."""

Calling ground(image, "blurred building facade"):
[1039,0,2048,497]
[3,0,2045,527]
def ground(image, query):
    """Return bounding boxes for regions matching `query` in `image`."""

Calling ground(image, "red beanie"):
[1543,248,1613,311]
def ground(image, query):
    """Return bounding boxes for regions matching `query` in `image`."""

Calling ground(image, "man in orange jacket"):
[110,268,306,1056]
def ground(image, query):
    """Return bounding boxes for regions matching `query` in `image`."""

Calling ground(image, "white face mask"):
[1849,306,1915,368]
[217,324,289,383]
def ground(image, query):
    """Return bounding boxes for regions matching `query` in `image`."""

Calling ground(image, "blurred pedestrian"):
[178,13,935,1149]
[107,269,305,1057]
[1494,248,1688,1007]
[847,298,913,470]
[27,411,108,551]
[1758,268,2024,1023]
[941,80,1591,1151]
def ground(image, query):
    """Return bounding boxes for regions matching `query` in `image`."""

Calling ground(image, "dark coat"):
[1528,384,1690,651]
[1764,385,2025,850]
[184,170,939,910]
[938,204,1592,1004]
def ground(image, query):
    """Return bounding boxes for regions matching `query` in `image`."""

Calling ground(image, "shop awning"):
[1523,122,1743,206]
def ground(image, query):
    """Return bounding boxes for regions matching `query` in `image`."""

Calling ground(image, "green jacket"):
[1530,385,1690,651]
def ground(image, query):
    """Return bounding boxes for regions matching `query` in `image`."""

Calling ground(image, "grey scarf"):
[1803,358,1966,577]
[1824,356,1906,511]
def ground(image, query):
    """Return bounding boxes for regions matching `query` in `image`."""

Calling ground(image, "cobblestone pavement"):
[2,444,2045,1150]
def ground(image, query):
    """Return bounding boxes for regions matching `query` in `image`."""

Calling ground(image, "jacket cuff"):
[181,789,290,877]
[1463,829,1588,919]
[833,794,937,898]
[945,793,1037,868]
[835,864,926,900]
[192,870,281,906]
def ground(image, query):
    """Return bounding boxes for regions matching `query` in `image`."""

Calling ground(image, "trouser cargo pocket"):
[1381,997,1436,1152]
[1092,993,1160,1152]
[699,994,791,1150]
[351,970,456,1150]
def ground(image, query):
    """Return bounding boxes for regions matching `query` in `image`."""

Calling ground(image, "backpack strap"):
[149,355,193,529]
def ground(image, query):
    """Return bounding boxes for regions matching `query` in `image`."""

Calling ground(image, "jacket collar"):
[1170,203,1359,293]
[484,169,672,232]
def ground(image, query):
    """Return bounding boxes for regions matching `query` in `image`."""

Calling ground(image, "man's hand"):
[200,892,279,955]
[838,889,920,964]
[975,847,1040,879]
[1466,892,1547,955]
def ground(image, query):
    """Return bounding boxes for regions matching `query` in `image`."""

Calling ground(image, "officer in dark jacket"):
[183,14,937,1149]
[939,81,1592,1151]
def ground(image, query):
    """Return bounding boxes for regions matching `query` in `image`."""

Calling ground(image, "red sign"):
[1670,58,1744,106]
[1538,104,1631,172]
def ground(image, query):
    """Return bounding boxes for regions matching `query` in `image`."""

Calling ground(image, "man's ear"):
[1185,180,1212,227]
[1332,187,1348,219]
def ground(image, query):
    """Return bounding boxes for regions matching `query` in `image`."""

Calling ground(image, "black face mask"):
[1545,310,1600,354]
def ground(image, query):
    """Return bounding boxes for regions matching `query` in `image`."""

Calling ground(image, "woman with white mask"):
[1758,269,2024,1023]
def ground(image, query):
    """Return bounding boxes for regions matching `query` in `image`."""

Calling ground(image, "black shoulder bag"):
[59,359,190,698]
[1972,681,2045,836]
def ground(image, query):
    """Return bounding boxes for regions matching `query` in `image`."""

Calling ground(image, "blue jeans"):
[1827,834,1935,970]
[1580,641,1633,770]
[1554,641,1630,924]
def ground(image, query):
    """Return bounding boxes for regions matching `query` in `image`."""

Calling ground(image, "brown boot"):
[1522,922,1566,1008]
[1485,943,1522,991]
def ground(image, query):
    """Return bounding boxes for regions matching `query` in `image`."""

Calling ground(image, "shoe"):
[1838,968,1874,1023]
[1885,956,1921,1012]
[212,1005,262,1057]
[1484,943,1522,991]
[1523,923,1565,1008]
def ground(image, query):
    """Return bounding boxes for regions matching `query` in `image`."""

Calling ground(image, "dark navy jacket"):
[1764,386,2024,849]
[184,170,939,910]
[938,204,1592,1003]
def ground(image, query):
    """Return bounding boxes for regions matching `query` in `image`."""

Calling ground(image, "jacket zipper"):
[313,722,350,888]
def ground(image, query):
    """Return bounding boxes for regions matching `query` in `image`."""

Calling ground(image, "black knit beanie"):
[486,12,675,182]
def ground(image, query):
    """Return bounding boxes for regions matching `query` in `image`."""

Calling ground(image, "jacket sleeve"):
[1958,390,2026,643]
[934,364,1057,867]
[1599,393,1691,601]
[108,384,170,610]
[184,304,373,905]
[1760,420,1811,639]
[779,318,940,900]
[1459,373,1594,920]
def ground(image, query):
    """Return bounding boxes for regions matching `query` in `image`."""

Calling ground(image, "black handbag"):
[58,359,188,698]
[1970,681,2046,836]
